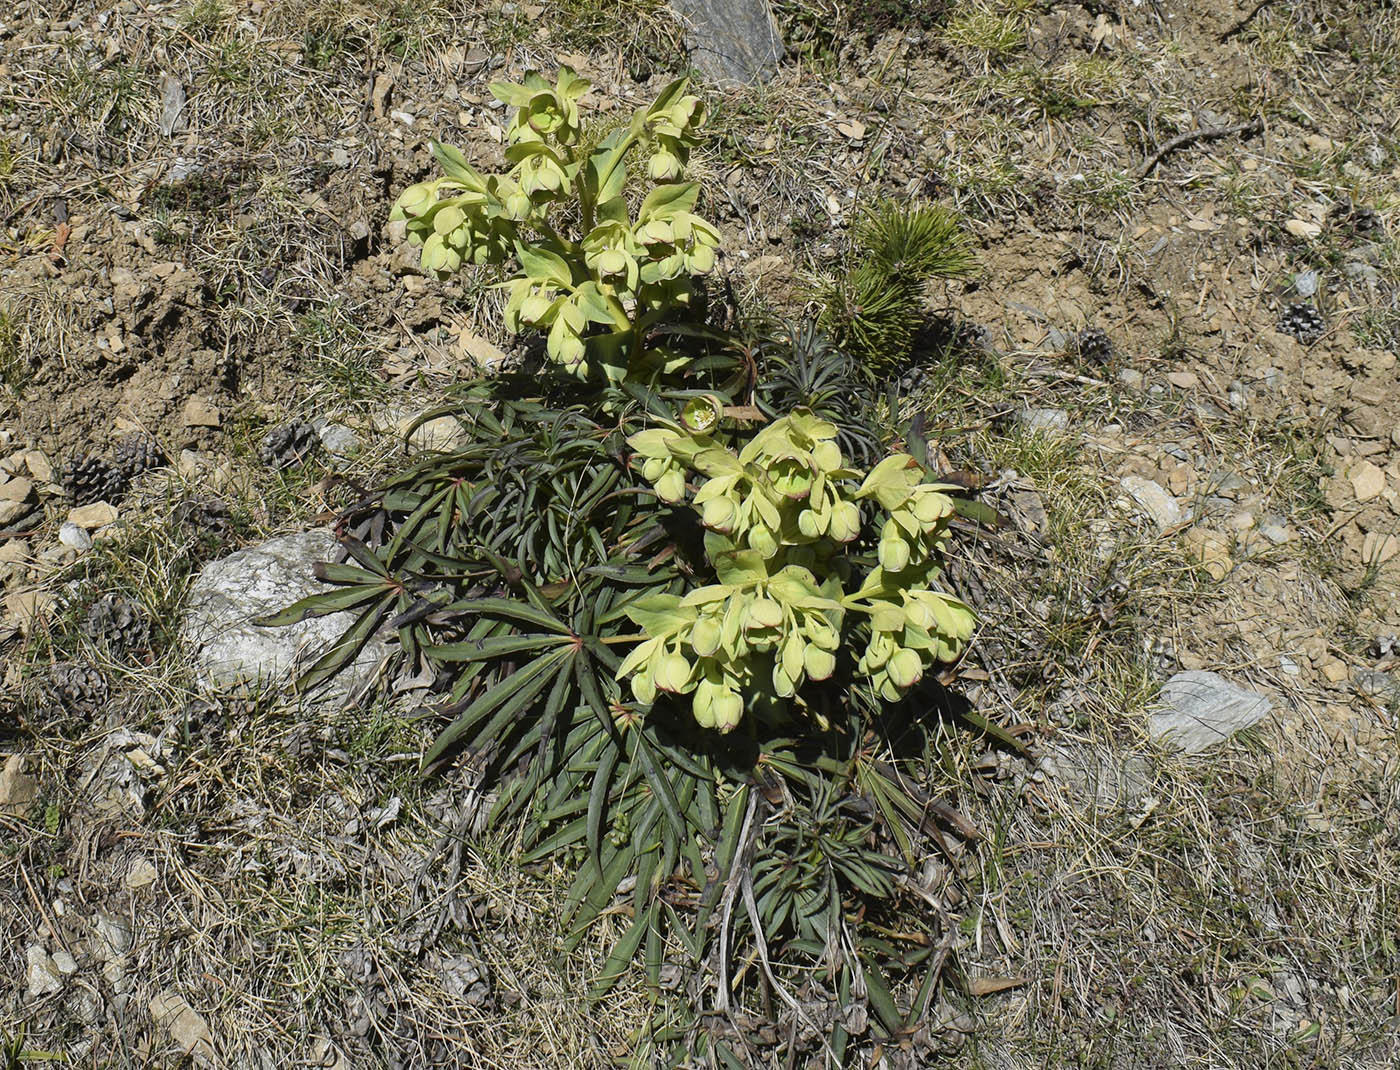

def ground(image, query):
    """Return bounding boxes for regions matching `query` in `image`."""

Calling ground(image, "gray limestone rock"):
[670,0,783,84]
[180,529,391,705]
[26,945,63,998]
[1147,671,1272,754]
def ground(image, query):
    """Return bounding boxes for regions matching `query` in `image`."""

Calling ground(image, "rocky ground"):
[2,0,1398,1066]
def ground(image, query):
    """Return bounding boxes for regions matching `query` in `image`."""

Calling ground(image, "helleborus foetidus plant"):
[388,67,717,384]
[619,410,976,731]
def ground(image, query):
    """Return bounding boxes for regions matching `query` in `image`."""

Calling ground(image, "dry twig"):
[1137,117,1264,178]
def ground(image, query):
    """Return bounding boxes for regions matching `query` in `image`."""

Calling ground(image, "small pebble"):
[59,522,92,551]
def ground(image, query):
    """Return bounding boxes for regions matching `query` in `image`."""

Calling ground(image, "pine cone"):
[113,433,166,478]
[1278,302,1325,343]
[46,661,110,714]
[82,593,152,654]
[1332,201,1383,237]
[896,364,931,397]
[955,321,994,352]
[173,495,233,537]
[1076,327,1114,366]
[63,455,128,505]
[258,421,320,470]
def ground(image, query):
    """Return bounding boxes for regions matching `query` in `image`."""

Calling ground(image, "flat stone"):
[181,397,222,428]
[0,498,32,526]
[1258,516,1294,544]
[401,414,467,453]
[25,945,63,997]
[158,73,187,137]
[1147,671,1272,754]
[1041,744,1150,812]
[67,502,119,529]
[1183,527,1232,581]
[1348,459,1385,502]
[0,476,33,502]
[150,989,216,1063]
[1121,475,1182,530]
[1166,371,1199,388]
[4,589,54,633]
[91,912,131,963]
[1319,659,1350,684]
[1118,368,1145,390]
[1362,531,1400,563]
[22,450,54,483]
[179,529,393,706]
[317,423,360,460]
[52,949,78,975]
[670,0,784,84]
[125,857,158,891]
[0,754,38,815]
[1017,407,1070,433]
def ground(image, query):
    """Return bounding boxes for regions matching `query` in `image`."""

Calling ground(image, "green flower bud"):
[781,632,806,682]
[649,150,683,181]
[745,597,783,630]
[657,652,693,693]
[521,291,555,324]
[631,672,656,705]
[637,219,675,247]
[656,468,687,503]
[712,688,743,731]
[642,456,669,483]
[911,488,952,525]
[828,500,861,542]
[864,632,894,670]
[691,616,722,657]
[904,597,936,631]
[596,248,629,279]
[878,533,911,572]
[887,648,924,689]
[692,686,717,728]
[772,661,797,698]
[392,182,435,219]
[797,507,828,538]
[686,242,716,275]
[805,616,840,650]
[506,192,532,221]
[420,232,461,275]
[804,645,836,681]
[701,496,737,532]
[748,523,778,558]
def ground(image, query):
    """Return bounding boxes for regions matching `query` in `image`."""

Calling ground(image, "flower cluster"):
[622,412,976,730]
[388,69,716,381]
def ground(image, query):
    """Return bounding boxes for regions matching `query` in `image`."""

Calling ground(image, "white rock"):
[1017,407,1070,432]
[1120,476,1183,530]
[25,945,63,997]
[1147,671,1272,754]
[59,521,93,551]
[91,911,132,962]
[317,423,360,460]
[179,530,392,705]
